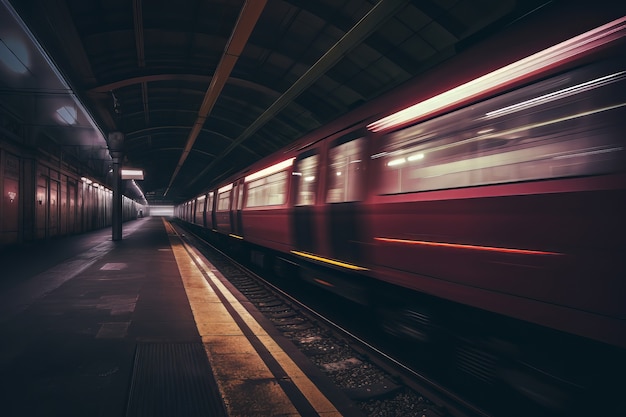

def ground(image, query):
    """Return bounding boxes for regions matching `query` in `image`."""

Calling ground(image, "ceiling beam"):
[163,0,268,196]
[133,0,150,126]
[186,0,410,191]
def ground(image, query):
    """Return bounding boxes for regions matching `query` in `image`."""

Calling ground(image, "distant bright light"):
[0,38,29,74]
[150,205,174,216]
[56,106,77,125]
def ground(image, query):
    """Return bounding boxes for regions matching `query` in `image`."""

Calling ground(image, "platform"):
[0,217,359,416]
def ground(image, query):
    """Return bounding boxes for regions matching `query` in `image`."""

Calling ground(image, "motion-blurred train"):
[177,6,625,413]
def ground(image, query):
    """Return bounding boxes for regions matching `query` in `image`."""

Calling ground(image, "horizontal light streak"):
[393,102,626,160]
[218,183,233,193]
[367,16,626,132]
[291,250,369,271]
[245,158,295,182]
[375,237,562,256]
[485,71,626,118]
[229,233,243,240]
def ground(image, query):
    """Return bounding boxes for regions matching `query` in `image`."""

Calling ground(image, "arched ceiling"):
[1,0,578,203]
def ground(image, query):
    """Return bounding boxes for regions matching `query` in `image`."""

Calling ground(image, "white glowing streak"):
[218,183,233,193]
[485,71,626,118]
[245,157,295,182]
[367,16,626,132]
[387,158,406,166]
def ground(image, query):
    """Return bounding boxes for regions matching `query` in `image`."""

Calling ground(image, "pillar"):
[108,132,124,241]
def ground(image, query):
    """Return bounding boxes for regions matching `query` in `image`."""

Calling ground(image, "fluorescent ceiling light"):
[56,106,77,125]
[121,169,144,180]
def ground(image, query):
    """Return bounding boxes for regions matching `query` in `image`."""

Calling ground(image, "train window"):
[375,61,626,194]
[217,191,230,211]
[246,170,288,207]
[326,138,365,203]
[293,154,319,206]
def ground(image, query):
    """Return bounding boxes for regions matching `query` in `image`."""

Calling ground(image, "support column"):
[109,132,124,241]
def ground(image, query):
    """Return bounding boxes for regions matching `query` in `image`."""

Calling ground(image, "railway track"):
[172,220,492,417]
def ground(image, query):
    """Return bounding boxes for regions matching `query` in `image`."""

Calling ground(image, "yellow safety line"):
[291,250,369,271]
[163,219,341,416]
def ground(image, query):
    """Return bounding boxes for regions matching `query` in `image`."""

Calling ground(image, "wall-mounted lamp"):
[8,191,16,203]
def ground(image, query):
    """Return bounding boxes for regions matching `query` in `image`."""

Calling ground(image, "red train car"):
[178,6,626,413]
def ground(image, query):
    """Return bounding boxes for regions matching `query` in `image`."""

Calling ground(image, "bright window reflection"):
[246,171,288,207]
[375,61,626,195]
[326,138,365,203]
[294,154,319,206]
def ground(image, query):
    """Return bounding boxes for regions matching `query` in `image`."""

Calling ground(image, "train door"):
[215,183,232,233]
[323,134,367,264]
[231,179,245,237]
[291,150,320,254]
[201,194,207,228]
[205,191,214,229]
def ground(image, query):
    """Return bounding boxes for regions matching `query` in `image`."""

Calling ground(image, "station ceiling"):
[2,0,569,203]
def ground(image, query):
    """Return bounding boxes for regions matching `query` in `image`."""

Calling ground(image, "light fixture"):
[121,169,144,180]
[56,106,77,125]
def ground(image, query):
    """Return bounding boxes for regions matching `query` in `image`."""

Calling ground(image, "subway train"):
[177,8,626,413]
